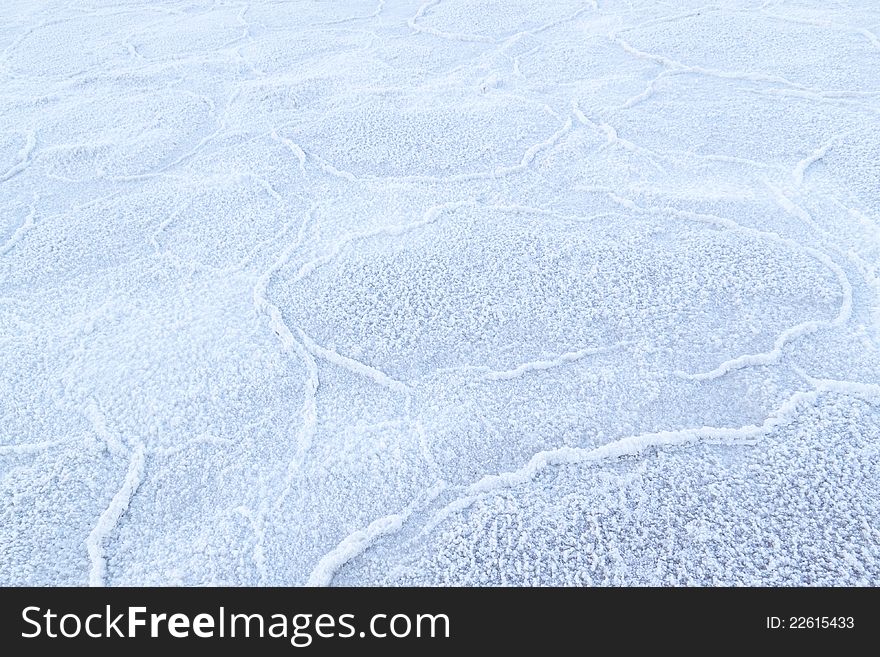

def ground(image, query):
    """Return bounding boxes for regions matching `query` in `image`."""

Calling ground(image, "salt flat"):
[1,0,879,586]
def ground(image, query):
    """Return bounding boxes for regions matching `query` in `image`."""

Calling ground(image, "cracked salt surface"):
[1,0,878,586]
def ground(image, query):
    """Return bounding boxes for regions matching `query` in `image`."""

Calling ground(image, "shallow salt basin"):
[1,0,879,586]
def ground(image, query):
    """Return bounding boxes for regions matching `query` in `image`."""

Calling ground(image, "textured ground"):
[1,0,879,586]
